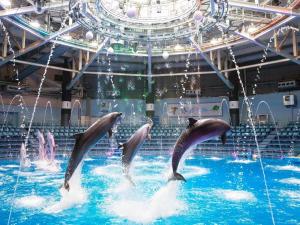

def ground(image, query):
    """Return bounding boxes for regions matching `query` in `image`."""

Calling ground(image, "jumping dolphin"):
[170,118,230,182]
[64,112,122,191]
[118,123,152,184]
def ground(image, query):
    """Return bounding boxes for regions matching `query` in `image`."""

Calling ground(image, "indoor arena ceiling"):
[0,0,299,90]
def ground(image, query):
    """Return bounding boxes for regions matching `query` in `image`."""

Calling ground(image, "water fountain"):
[70,100,82,127]
[255,100,282,157]
[42,101,54,130]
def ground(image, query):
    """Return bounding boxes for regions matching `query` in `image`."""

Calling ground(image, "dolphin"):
[169,118,230,182]
[118,122,152,184]
[64,112,122,191]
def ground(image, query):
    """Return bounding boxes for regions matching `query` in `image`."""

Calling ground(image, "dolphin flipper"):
[168,172,186,182]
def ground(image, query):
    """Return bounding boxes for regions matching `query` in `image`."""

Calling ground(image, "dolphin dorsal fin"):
[187,118,198,128]
[73,133,83,140]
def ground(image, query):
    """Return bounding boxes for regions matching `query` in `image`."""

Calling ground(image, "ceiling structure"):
[0,0,299,93]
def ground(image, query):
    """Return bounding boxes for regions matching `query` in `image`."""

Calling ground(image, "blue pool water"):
[0,155,300,225]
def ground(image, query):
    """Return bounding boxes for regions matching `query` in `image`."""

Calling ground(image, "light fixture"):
[64,34,72,41]
[174,43,183,51]
[90,41,98,48]
[126,6,137,18]
[85,31,94,40]
[162,51,169,60]
[247,24,256,34]
[107,47,114,54]
[193,10,203,22]
[30,20,40,28]
[210,38,218,45]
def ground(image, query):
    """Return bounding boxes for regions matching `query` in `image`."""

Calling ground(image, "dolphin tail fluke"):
[61,181,70,191]
[221,133,227,145]
[168,172,186,182]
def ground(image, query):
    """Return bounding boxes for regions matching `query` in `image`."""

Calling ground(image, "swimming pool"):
[1,155,299,224]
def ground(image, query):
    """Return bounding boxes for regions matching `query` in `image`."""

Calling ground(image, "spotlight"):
[85,31,94,40]
[210,38,218,45]
[247,24,256,34]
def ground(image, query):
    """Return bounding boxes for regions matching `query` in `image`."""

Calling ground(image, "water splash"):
[44,163,87,213]
[255,100,282,157]
[42,101,54,130]
[70,100,82,127]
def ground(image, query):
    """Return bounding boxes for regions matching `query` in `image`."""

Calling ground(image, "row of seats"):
[0,123,299,159]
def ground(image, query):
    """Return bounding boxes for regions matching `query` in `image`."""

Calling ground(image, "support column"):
[61,60,72,126]
[146,40,154,119]
[228,71,240,126]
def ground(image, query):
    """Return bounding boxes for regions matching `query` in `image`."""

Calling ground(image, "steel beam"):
[0,22,79,67]
[190,37,234,90]
[228,0,300,17]
[0,2,69,18]
[147,41,152,93]
[66,37,109,90]
[234,30,300,65]
[18,45,67,80]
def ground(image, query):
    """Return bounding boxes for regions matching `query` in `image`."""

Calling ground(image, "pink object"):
[37,130,46,160]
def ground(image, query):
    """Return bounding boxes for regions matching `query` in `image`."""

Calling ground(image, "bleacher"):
[0,122,299,159]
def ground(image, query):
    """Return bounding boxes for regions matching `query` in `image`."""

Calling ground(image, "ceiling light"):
[247,24,256,34]
[162,51,169,60]
[64,34,72,41]
[193,10,203,22]
[107,47,114,54]
[210,38,218,45]
[126,6,137,18]
[174,44,183,51]
[30,20,40,28]
[85,31,94,40]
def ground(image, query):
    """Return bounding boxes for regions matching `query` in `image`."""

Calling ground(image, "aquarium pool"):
[0,155,300,225]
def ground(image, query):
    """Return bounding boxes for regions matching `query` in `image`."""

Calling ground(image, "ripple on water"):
[278,177,300,185]
[280,190,300,202]
[214,189,256,202]
[267,165,300,172]
[227,159,256,164]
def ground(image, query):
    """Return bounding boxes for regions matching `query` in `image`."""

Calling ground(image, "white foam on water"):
[4,164,19,168]
[227,159,255,164]
[44,164,87,213]
[215,189,256,202]
[0,167,8,171]
[84,157,94,161]
[15,195,46,208]
[93,164,121,178]
[182,166,210,179]
[105,182,186,224]
[279,177,300,185]
[33,160,61,173]
[280,190,300,201]
[267,165,300,172]
[206,157,222,161]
